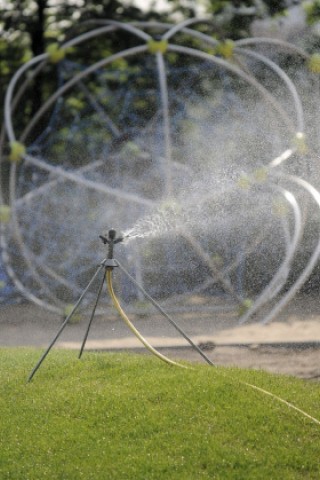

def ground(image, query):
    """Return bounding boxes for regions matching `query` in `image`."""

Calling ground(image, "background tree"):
[0,0,305,126]
[0,0,313,158]
[0,0,162,129]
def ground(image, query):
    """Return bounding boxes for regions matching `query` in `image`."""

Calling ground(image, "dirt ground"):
[1,294,320,380]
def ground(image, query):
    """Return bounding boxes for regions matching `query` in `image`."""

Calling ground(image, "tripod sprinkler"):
[99,229,124,264]
[98,230,188,368]
[98,228,213,369]
[28,229,214,381]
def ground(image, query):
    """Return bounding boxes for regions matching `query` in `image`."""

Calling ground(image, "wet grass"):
[0,348,319,479]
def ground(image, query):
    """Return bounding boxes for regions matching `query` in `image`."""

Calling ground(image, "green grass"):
[0,348,319,479]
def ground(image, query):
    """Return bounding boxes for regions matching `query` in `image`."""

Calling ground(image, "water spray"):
[3,18,320,327]
[28,229,214,381]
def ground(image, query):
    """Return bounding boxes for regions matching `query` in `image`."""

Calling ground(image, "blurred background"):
[2,1,320,307]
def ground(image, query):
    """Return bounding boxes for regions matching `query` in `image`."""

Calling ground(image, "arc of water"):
[63,19,152,50]
[0,238,62,313]
[3,46,152,309]
[239,185,303,324]
[2,19,319,316]
[6,46,149,145]
[0,29,179,309]
[162,17,213,41]
[5,154,155,311]
[259,174,320,324]
[167,44,296,134]
[4,26,225,308]
[1,159,106,305]
[234,37,309,59]
[0,62,49,305]
[156,52,173,198]
[234,47,305,133]
[8,160,67,308]
[156,20,306,138]
[24,154,155,208]
[4,54,48,141]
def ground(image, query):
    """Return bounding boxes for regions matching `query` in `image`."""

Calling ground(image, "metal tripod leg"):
[79,271,106,359]
[28,262,106,382]
[115,259,214,367]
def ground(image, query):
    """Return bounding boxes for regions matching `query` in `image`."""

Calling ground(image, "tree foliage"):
[0,0,164,128]
[0,0,306,143]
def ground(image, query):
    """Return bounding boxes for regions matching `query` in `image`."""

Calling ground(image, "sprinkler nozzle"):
[108,229,117,240]
[100,229,125,263]
[99,229,124,245]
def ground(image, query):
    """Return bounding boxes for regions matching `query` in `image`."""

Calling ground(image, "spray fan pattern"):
[1,19,320,325]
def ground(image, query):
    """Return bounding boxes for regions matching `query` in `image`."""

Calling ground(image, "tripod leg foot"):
[27,263,105,382]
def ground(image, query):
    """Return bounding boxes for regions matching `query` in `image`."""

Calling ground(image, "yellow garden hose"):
[106,269,188,369]
[243,382,320,426]
[104,255,320,426]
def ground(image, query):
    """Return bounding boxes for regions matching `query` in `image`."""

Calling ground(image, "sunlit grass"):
[0,348,319,479]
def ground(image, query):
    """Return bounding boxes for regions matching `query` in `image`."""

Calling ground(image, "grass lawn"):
[0,348,319,479]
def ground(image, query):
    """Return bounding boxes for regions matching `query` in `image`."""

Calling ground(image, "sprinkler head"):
[99,229,124,246]
[100,228,124,266]
[108,229,117,240]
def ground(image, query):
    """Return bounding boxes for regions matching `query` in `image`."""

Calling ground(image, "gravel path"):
[1,295,320,380]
